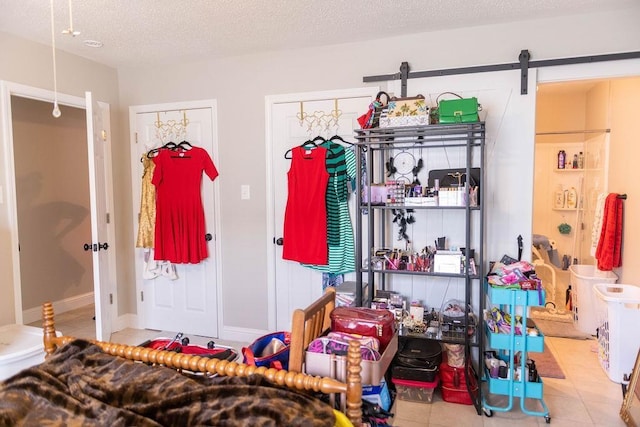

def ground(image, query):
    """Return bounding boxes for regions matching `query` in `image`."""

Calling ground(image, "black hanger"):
[284,136,325,159]
[329,135,353,146]
[304,135,325,146]
[146,141,178,159]
[177,140,193,150]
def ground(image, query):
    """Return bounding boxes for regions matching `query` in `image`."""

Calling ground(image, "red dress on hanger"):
[283,146,329,264]
[152,146,218,264]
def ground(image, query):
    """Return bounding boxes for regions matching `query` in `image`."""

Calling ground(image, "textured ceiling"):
[0,0,637,69]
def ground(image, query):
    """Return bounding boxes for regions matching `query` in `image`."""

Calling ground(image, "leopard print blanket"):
[0,339,335,426]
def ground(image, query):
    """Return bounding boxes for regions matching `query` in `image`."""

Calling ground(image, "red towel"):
[595,193,623,271]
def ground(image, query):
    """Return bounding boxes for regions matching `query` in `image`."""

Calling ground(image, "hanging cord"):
[62,0,81,36]
[50,0,61,118]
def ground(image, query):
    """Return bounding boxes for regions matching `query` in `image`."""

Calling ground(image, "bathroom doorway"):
[532,75,640,309]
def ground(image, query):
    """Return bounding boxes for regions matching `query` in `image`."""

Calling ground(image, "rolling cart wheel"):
[181,337,190,346]
[545,415,551,423]
[483,408,493,417]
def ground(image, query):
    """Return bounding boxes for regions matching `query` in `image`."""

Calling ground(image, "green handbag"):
[436,92,480,124]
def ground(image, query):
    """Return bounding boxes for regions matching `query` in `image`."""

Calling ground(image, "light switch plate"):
[241,185,250,200]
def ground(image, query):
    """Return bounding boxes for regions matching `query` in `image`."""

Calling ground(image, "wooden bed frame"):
[41,294,363,426]
[289,287,336,373]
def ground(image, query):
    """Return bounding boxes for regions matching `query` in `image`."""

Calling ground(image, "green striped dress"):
[303,142,356,274]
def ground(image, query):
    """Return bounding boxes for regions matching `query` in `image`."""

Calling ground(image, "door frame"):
[264,87,378,330]
[0,80,117,329]
[128,99,223,335]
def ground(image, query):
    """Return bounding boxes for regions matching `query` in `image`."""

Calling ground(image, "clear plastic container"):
[393,378,438,403]
[593,284,640,383]
[569,265,618,335]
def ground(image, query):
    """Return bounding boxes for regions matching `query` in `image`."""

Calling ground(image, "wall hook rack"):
[296,99,342,133]
[154,110,189,143]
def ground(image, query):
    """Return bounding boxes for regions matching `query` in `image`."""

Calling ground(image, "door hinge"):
[135,132,138,144]
[106,212,110,224]
[141,291,144,302]
[101,130,107,141]
[109,293,113,304]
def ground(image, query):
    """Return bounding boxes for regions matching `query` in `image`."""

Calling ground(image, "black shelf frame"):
[353,122,486,414]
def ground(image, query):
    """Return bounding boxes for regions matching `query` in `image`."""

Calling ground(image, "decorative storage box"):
[379,96,429,128]
[433,251,462,274]
[392,377,439,403]
[305,333,398,385]
[0,324,49,381]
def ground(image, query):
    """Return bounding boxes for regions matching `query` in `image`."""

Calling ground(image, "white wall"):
[2,6,640,333]
[118,8,640,335]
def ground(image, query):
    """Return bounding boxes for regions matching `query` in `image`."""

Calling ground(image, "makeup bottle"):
[566,187,577,209]
[557,150,566,169]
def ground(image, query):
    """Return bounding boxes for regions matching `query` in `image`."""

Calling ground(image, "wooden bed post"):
[42,302,58,356]
[346,340,363,426]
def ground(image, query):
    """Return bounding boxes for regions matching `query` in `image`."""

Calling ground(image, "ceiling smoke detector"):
[84,40,103,48]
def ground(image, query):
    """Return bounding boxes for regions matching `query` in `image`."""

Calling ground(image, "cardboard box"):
[362,378,392,411]
[304,333,398,386]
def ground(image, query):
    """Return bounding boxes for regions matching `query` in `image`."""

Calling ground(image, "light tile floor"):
[32,305,627,426]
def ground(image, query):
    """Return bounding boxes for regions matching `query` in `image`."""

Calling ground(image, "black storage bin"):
[391,337,442,382]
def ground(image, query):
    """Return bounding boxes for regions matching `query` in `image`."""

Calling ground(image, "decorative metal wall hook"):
[296,99,342,134]
[154,110,190,143]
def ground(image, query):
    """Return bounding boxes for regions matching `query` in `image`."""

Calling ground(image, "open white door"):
[85,91,112,341]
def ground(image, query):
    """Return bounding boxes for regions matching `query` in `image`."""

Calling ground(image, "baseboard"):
[23,293,94,325]
[112,313,140,332]
[109,315,258,344]
[219,326,268,343]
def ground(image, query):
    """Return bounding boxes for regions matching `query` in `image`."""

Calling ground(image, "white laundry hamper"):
[569,265,618,335]
[593,284,640,383]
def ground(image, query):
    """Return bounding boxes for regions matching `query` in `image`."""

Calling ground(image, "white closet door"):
[268,90,375,331]
[131,104,220,338]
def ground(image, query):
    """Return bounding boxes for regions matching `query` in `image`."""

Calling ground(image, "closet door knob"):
[83,242,109,252]
[205,233,212,241]
[275,237,284,246]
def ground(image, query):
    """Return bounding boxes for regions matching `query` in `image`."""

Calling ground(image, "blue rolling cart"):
[482,283,551,423]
